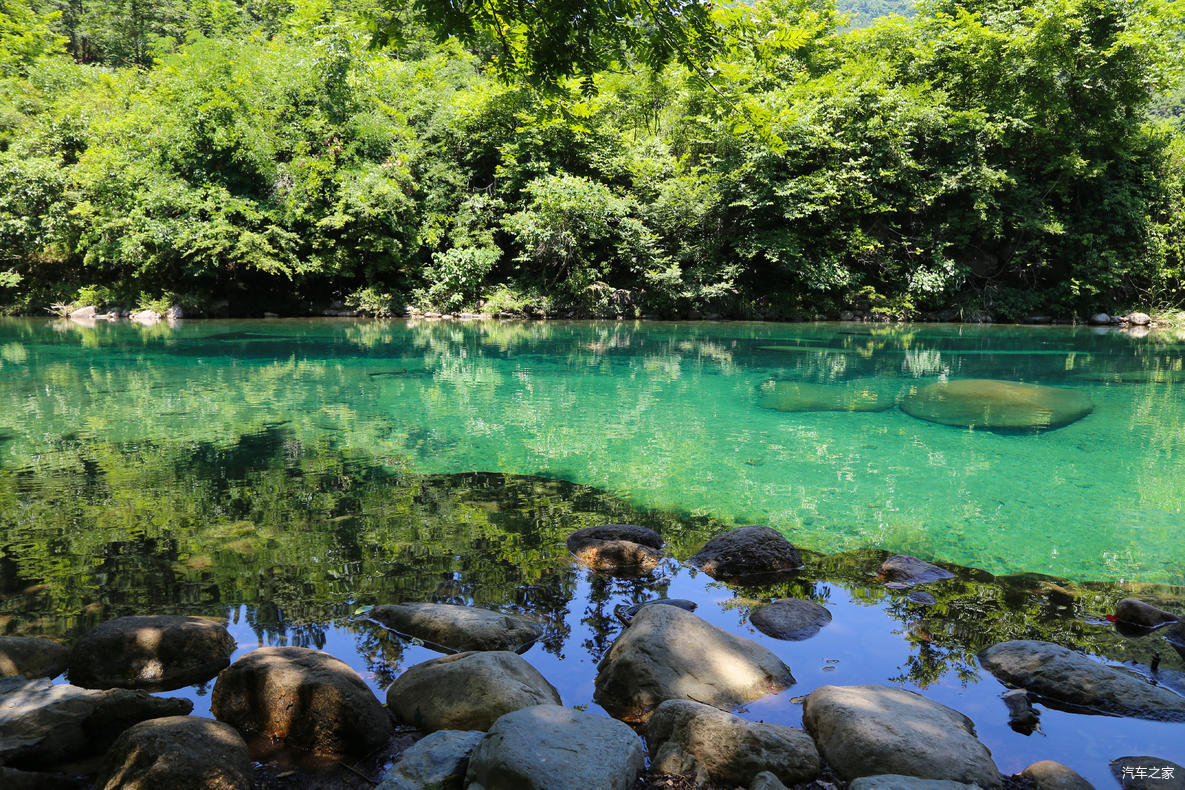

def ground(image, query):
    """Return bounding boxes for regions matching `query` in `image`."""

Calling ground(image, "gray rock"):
[386,650,560,732]
[750,771,789,790]
[594,604,794,721]
[376,730,484,790]
[1115,598,1178,628]
[465,705,643,790]
[1020,760,1095,790]
[566,525,663,575]
[849,776,984,789]
[370,603,543,653]
[690,526,804,582]
[93,716,250,790]
[645,699,820,787]
[164,305,183,321]
[1126,312,1153,326]
[978,640,1185,720]
[69,306,96,320]
[68,615,236,690]
[211,646,393,757]
[750,599,832,641]
[1109,756,1184,789]
[801,684,1001,788]
[1088,313,1111,325]
[0,676,192,768]
[131,309,160,324]
[614,599,697,625]
[0,638,69,679]
[878,555,955,586]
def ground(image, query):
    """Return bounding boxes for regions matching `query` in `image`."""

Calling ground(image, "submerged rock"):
[386,651,560,732]
[801,684,1001,788]
[878,555,955,587]
[690,525,804,583]
[1020,760,1095,790]
[465,705,643,790]
[0,676,192,768]
[749,599,832,641]
[594,604,794,721]
[210,646,393,756]
[614,599,698,625]
[369,603,543,653]
[978,640,1185,720]
[68,615,236,690]
[566,524,663,575]
[1115,598,1178,629]
[900,379,1093,431]
[756,380,893,413]
[1109,756,1184,789]
[645,699,821,787]
[376,729,484,790]
[0,637,69,679]
[93,716,251,790]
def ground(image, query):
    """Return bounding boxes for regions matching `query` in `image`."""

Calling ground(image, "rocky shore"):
[2,524,1183,790]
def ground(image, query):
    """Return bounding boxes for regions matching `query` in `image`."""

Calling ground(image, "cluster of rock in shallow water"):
[2,524,1183,790]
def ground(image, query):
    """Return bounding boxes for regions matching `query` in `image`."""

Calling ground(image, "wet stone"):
[369,603,544,653]
[756,380,894,413]
[878,555,955,587]
[690,526,804,583]
[749,599,832,641]
[614,599,698,625]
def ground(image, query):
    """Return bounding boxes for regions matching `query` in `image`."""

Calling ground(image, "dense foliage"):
[0,0,1183,319]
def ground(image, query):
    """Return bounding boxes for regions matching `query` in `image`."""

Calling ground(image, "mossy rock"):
[900,379,1093,431]
[757,380,894,413]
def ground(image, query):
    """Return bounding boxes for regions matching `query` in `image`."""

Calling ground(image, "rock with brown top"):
[566,525,663,575]
[1020,760,1095,790]
[68,615,236,690]
[878,555,955,587]
[93,716,250,790]
[1115,598,1178,629]
[210,646,392,756]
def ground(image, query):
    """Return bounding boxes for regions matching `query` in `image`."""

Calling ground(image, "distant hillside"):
[840,0,916,27]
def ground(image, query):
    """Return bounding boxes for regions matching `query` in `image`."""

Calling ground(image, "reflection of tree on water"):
[1,431,1183,694]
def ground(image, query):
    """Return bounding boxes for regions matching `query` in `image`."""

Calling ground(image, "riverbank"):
[2,492,1183,788]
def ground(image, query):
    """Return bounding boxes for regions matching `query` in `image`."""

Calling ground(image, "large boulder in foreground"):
[386,651,560,732]
[376,729,484,790]
[0,676,192,768]
[801,684,1001,788]
[93,716,250,790]
[210,646,392,756]
[594,604,794,721]
[68,615,236,690]
[566,524,663,576]
[369,603,543,653]
[900,379,1093,432]
[978,640,1185,720]
[690,526,804,583]
[466,705,643,790]
[750,599,832,641]
[757,380,893,413]
[0,637,69,679]
[645,699,820,787]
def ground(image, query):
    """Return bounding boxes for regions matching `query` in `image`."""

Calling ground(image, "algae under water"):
[1,317,1184,785]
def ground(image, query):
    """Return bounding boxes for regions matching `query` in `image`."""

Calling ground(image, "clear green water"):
[2,317,1184,584]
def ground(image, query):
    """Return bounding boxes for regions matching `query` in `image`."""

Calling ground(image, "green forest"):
[1,0,1184,320]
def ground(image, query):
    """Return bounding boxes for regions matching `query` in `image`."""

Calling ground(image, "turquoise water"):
[2,317,1183,584]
